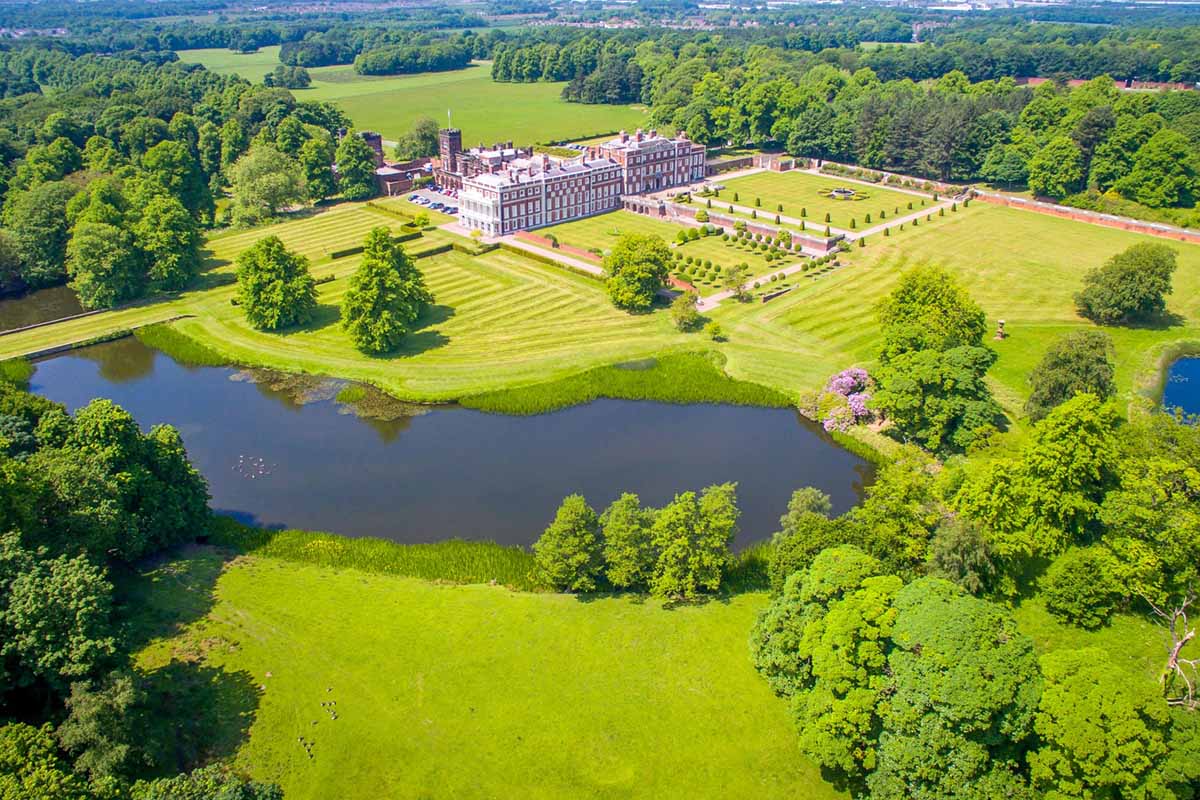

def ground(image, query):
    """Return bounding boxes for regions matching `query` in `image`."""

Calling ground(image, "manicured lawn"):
[714,202,1200,420]
[176,48,652,145]
[717,170,934,231]
[538,210,800,289]
[128,548,841,800]
[6,199,1199,424]
[0,205,694,400]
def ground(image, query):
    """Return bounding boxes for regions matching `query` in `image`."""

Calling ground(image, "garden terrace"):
[536,211,799,292]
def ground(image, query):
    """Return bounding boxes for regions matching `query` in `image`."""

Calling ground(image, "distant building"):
[448,128,705,236]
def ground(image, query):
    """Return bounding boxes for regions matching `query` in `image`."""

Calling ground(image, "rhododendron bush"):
[803,368,875,432]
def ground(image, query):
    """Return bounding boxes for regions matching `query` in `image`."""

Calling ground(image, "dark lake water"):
[29,338,873,547]
[1163,357,1199,418]
[0,285,84,332]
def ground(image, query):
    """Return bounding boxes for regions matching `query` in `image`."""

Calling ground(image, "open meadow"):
[176,48,652,145]
[123,542,1168,800]
[717,170,934,231]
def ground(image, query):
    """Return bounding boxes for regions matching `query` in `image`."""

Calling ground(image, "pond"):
[0,285,85,332]
[29,338,874,547]
[1163,357,1199,418]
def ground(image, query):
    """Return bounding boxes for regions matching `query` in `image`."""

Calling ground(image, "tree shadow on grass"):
[1110,310,1188,332]
[115,544,236,654]
[377,304,456,359]
[138,660,262,776]
[289,302,342,335]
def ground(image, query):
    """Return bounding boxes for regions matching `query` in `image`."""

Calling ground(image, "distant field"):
[176,48,652,145]
[718,170,932,231]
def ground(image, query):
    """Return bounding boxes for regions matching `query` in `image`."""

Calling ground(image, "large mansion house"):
[435,128,705,237]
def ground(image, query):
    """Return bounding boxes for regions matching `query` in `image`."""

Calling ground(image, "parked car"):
[444,206,458,215]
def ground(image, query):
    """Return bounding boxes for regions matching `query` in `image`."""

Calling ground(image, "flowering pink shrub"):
[810,368,875,432]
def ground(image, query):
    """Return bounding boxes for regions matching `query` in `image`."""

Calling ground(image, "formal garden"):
[716,169,936,231]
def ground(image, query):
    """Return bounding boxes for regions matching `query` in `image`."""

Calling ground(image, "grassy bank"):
[208,517,543,590]
[461,351,792,414]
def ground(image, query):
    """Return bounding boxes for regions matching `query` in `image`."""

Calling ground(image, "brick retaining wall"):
[514,230,603,263]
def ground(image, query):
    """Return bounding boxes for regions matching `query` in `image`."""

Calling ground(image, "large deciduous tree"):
[341,228,433,354]
[868,577,1041,800]
[648,483,738,600]
[603,234,671,312]
[1030,648,1183,799]
[1075,242,1177,325]
[235,235,318,331]
[875,265,987,363]
[1025,330,1115,421]
[1028,135,1085,199]
[334,130,378,201]
[2,180,79,289]
[600,493,656,590]
[66,221,144,309]
[228,144,307,225]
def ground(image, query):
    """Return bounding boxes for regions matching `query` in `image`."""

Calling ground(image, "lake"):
[1163,357,1199,418]
[29,338,874,547]
[0,285,84,332]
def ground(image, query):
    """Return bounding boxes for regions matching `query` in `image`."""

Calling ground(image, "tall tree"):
[1025,330,1115,421]
[340,228,433,354]
[66,221,144,309]
[1075,242,1177,325]
[335,131,378,201]
[235,236,317,331]
[533,494,603,592]
[648,483,739,600]
[600,493,656,589]
[228,144,307,225]
[298,136,337,202]
[2,180,78,288]
[876,265,987,363]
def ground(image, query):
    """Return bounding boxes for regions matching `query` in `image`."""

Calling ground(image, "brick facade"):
[448,128,705,236]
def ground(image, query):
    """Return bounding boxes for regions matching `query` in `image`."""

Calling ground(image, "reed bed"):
[135,323,232,367]
[208,517,544,591]
[0,357,33,386]
[462,351,793,415]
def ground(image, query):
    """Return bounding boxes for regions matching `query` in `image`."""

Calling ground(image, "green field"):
[129,548,839,800]
[176,48,652,145]
[713,202,1200,418]
[6,198,1199,420]
[126,543,1168,800]
[538,210,800,288]
[717,170,933,231]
